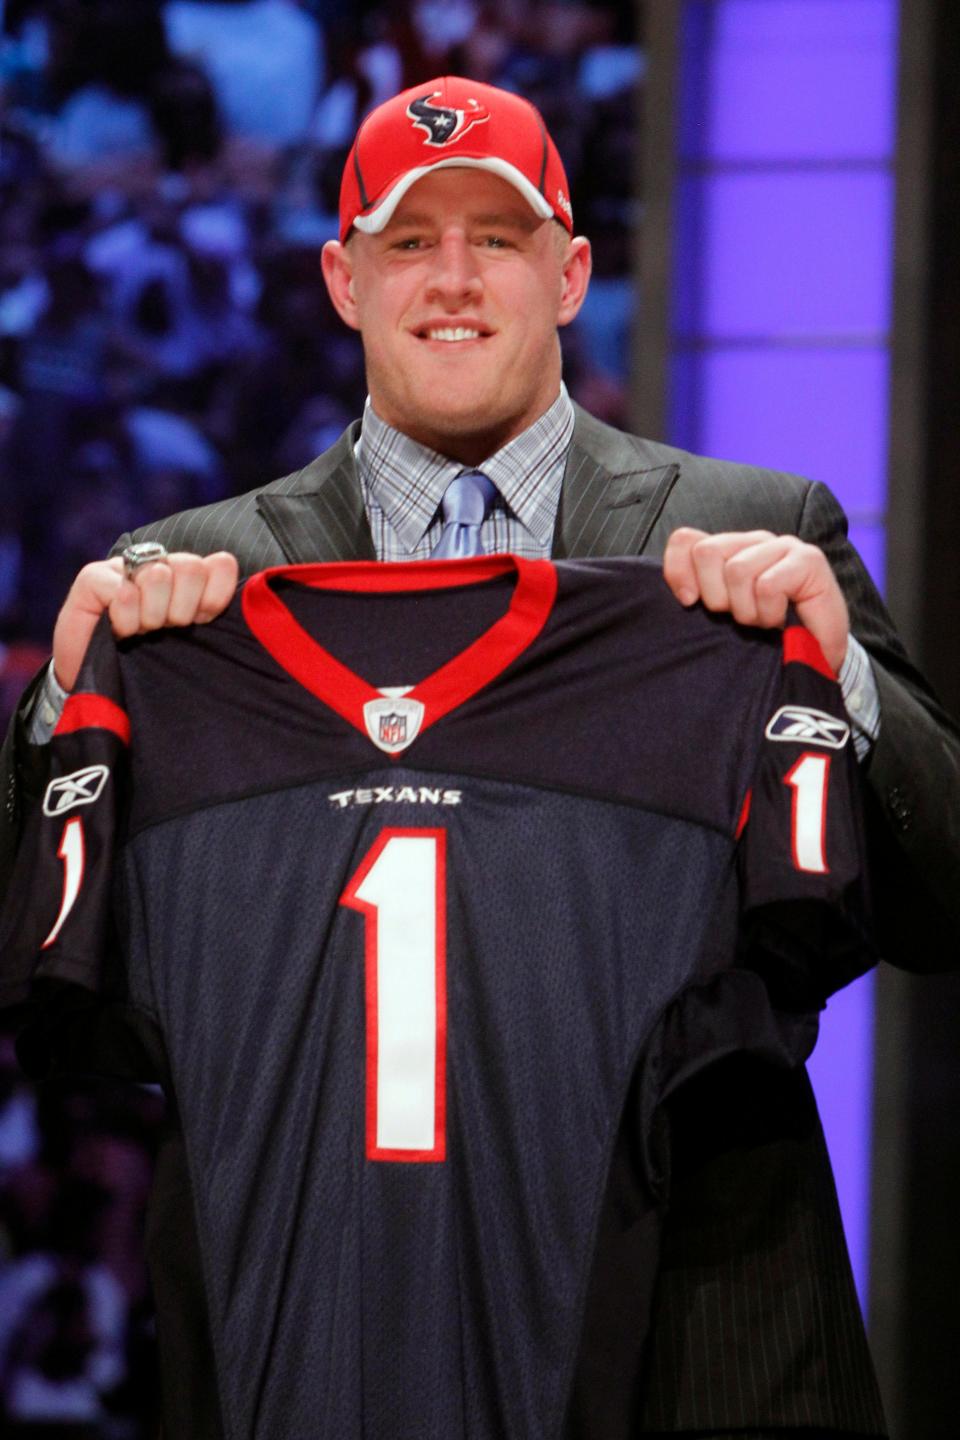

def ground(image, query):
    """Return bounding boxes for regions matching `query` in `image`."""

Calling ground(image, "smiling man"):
[322,165,589,463]
[2,75,960,1440]
[319,86,591,466]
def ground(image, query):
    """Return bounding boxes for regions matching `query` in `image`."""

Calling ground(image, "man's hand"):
[662,528,850,673]
[52,552,240,693]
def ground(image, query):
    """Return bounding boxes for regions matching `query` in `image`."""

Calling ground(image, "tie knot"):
[441,470,497,526]
[431,470,497,558]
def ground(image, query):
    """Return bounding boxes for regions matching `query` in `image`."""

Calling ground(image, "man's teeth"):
[426,327,481,341]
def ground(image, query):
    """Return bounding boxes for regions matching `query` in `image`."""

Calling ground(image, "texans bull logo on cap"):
[407,91,491,147]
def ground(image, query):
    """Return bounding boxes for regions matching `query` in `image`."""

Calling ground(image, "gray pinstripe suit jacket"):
[101,403,960,973]
[4,403,958,1435]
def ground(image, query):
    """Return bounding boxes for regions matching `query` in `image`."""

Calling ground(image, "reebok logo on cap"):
[339,75,573,243]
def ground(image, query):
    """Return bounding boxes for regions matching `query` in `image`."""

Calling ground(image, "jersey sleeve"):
[0,615,129,1015]
[736,624,876,1010]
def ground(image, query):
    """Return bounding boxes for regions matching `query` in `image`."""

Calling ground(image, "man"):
[2,75,959,1439]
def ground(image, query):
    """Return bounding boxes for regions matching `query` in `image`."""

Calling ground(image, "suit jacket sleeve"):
[0,667,52,908]
[796,479,960,969]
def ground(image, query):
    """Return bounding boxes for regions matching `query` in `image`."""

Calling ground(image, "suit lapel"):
[554,406,680,558]
[256,423,376,563]
[255,407,684,564]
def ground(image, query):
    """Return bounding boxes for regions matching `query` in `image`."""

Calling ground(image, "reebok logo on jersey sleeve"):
[43,765,110,816]
[765,706,850,749]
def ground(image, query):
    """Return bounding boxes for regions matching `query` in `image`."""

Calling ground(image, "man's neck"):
[362,391,568,468]
[355,386,575,561]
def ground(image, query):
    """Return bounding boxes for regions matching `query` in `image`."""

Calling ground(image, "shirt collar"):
[356,386,575,552]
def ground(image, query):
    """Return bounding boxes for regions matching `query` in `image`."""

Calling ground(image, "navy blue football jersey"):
[0,556,873,1440]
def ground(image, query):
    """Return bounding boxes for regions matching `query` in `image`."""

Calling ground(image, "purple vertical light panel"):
[672,0,898,1306]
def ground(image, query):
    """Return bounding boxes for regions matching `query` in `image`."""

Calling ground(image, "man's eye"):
[481,235,508,249]
[392,237,424,251]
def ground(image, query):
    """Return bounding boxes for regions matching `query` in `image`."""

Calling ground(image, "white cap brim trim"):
[352,157,555,233]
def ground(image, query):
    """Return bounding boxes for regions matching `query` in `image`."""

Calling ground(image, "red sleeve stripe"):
[782,625,835,679]
[735,788,752,840]
[55,694,131,745]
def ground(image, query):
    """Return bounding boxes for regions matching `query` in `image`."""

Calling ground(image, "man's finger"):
[753,546,849,670]
[67,556,127,613]
[165,554,211,626]
[53,559,129,689]
[661,527,709,604]
[683,531,777,613]
[720,536,797,626]
[132,561,176,630]
[663,528,776,606]
[195,552,240,622]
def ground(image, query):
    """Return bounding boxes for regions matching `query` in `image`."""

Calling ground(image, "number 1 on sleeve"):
[42,817,86,949]
[784,753,831,874]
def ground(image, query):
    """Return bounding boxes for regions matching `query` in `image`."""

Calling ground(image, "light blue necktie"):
[430,471,497,558]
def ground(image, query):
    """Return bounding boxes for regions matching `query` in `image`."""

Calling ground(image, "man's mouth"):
[416,325,490,342]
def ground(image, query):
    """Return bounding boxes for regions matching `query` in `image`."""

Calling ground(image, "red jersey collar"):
[241,556,558,749]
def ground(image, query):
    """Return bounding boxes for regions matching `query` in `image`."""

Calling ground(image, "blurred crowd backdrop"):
[0,1,642,1432]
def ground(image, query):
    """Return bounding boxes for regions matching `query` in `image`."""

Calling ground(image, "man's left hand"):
[662,528,850,673]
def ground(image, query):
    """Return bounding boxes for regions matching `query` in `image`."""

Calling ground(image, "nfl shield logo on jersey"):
[363,696,426,754]
[380,712,406,747]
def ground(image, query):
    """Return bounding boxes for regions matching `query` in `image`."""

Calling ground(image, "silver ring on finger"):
[122,541,168,577]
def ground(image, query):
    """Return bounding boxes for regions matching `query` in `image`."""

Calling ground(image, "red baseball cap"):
[339,76,573,244]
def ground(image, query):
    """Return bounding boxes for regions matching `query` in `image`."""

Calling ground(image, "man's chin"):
[407,406,527,460]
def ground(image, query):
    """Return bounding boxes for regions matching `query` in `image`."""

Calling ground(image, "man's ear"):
[321,239,361,331]
[557,235,592,328]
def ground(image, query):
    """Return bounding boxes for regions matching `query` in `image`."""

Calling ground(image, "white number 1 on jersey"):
[340,829,447,1163]
[42,817,86,949]
[784,753,831,874]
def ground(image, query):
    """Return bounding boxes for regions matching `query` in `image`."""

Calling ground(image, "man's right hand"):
[52,552,240,692]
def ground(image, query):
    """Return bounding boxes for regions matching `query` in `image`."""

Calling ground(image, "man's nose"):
[425,230,483,306]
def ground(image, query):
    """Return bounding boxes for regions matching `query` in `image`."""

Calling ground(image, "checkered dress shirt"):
[355,387,574,560]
